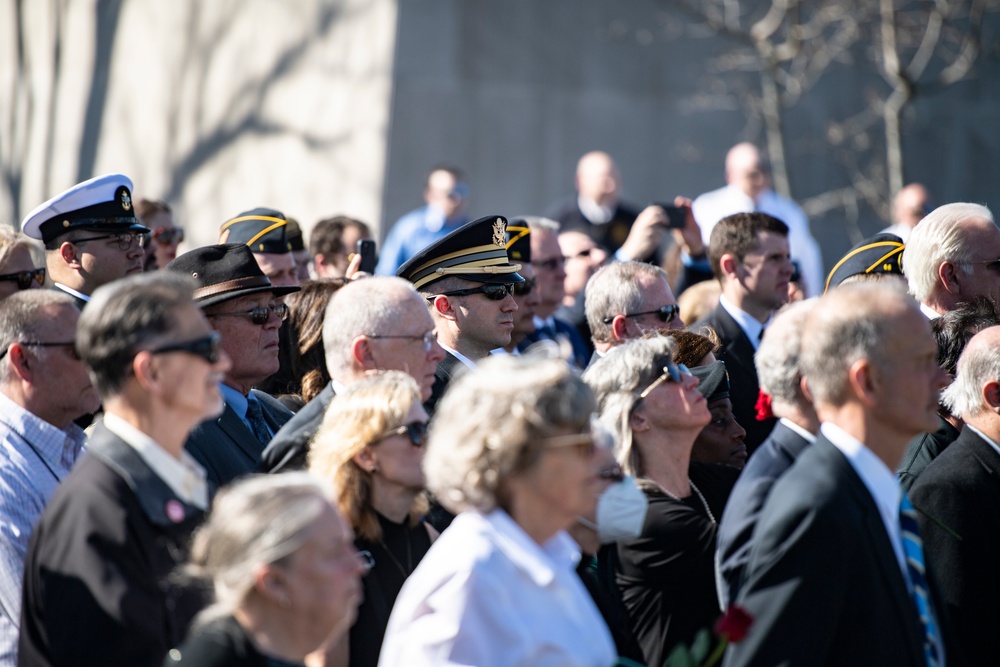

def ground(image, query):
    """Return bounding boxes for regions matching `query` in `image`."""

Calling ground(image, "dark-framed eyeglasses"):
[430,283,515,302]
[149,332,222,364]
[0,340,79,361]
[152,227,185,245]
[368,330,437,352]
[532,256,564,272]
[71,231,148,251]
[208,302,289,326]
[376,421,429,448]
[603,304,680,325]
[0,267,45,290]
[638,362,692,399]
[543,432,596,458]
[513,277,537,297]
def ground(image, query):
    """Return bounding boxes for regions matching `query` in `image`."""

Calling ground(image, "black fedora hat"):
[165,243,300,308]
[397,215,524,290]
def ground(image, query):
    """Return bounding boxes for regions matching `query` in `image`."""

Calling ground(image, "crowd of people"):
[0,146,991,667]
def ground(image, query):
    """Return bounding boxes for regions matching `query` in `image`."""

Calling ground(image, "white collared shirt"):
[719,295,769,351]
[779,417,817,443]
[438,343,477,370]
[821,422,906,579]
[103,413,208,510]
[577,196,615,225]
[965,424,1000,460]
[379,509,615,667]
[919,301,942,320]
[52,283,90,303]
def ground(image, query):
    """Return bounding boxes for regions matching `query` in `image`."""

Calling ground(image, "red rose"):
[715,604,753,643]
[754,389,774,421]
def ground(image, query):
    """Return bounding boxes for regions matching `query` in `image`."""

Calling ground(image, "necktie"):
[245,396,272,446]
[899,493,944,667]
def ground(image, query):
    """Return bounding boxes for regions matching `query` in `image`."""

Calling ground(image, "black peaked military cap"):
[165,243,300,308]
[397,215,524,290]
[824,233,905,293]
[21,173,149,244]
[284,218,306,252]
[219,207,292,254]
[505,218,531,264]
[691,360,731,402]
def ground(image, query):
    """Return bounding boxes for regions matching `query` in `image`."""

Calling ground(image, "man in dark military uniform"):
[20,173,149,308]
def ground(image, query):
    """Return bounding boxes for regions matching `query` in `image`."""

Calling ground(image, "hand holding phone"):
[356,239,377,274]
[652,203,688,229]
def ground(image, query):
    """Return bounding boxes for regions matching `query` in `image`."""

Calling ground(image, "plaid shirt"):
[0,392,86,666]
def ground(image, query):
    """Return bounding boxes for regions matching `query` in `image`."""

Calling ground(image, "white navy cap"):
[20,173,149,244]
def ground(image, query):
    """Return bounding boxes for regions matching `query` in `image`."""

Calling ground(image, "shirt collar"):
[439,343,477,369]
[0,391,87,470]
[719,295,767,350]
[103,412,208,509]
[821,421,901,528]
[219,383,249,419]
[485,509,581,587]
[577,196,615,225]
[52,282,90,302]
[919,301,942,320]
[965,424,1000,460]
[779,417,817,443]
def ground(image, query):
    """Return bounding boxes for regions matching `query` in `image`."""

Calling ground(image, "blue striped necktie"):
[899,492,944,667]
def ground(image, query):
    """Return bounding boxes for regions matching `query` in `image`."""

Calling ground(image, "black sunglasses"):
[432,283,515,301]
[603,304,680,325]
[513,277,537,297]
[0,340,79,361]
[0,268,45,290]
[209,303,289,326]
[149,332,222,364]
[378,421,429,447]
[72,232,147,251]
[152,227,185,245]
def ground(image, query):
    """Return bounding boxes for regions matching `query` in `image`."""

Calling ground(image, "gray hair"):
[520,216,561,235]
[903,202,995,303]
[756,299,817,410]
[0,290,77,384]
[942,327,1000,418]
[322,276,424,377]
[424,353,595,513]
[187,472,335,624]
[800,281,916,407]
[585,261,670,343]
[583,335,678,476]
[77,272,197,397]
[0,225,41,269]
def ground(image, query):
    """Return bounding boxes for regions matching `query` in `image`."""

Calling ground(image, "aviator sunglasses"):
[638,362,692,399]
[209,303,289,326]
[149,332,222,364]
[603,304,681,325]
[0,268,45,290]
[377,421,429,447]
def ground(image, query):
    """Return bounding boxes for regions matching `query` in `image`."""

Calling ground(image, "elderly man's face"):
[620,275,683,338]
[366,296,446,402]
[951,218,1000,303]
[531,231,566,318]
[254,252,300,289]
[510,264,542,342]
[29,304,101,426]
[206,292,284,394]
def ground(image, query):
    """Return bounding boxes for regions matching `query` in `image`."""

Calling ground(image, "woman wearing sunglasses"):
[0,227,46,301]
[307,371,433,667]
[136,198,185,271]
[584,335,738,667]
[379,354,615,667]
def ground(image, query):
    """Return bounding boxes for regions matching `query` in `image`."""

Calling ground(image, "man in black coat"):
[725,283,951,667]
[20,272,231,666]
[695,212,794,454]
[910,324,1000,666]
[166,244,299,491]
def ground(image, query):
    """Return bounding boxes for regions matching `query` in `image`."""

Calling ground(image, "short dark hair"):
[428,164,464,184]
[933,295,1000,377]
[76,272,197,397]
[135,198,171,222]
[708,212,789,279]
[309,216,371,259]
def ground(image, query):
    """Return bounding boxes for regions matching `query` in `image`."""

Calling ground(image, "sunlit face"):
[144,211,183,269]
[620,275,682,339]
[276,503,368,651]
[206,293,283,393]
[951,218,1000,304]
[425,170,465,220]
[735,231,794,312]
[0,245,43,301]
[691,398,748,469]
[530,231,566,318]
[366,297,446,402]
[559,232,607,298]
[576,153,620,206]
[633,365,711,446]
[26,304,101,426]
[367,400,429,492]
[254,252,300,289]
[445,280,518,351]
[68,231,145,293]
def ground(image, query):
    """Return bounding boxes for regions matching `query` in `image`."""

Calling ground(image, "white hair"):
[755,299,817,410]
[942,329,1000,418]
[584,261,670,343]
[903,202,994,302]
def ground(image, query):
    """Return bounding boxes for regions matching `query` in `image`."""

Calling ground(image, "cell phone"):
[652,203,688,229]
[356,239,377,274]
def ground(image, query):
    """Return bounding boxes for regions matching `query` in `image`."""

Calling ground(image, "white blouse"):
[378,509,616,667]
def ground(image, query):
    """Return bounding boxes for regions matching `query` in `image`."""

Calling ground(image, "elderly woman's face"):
[368,400,429,492]
[278,503,367,646]
[633,363,711,435]
[691,398,748,469]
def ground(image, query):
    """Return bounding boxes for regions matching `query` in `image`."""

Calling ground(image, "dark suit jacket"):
[425,352,465,415]
[898,415,961,492]
[517,316,590,369]
[184,389,293,491]
[545,197,641,258]
[259,382,336,473]
[724,436,928,667]
[715,420,812,607]
[910,426,998,666]
[695,304,775,453]
[20,424,205,667]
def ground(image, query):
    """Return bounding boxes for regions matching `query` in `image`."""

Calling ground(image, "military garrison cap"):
[397,215,524,290]
[20,173,149,244]
[505,219,531,263]
[219,207,292,254]
[824,233,905,293]
[284,218,306,252]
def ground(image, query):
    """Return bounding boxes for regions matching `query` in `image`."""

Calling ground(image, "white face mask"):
[578,475,649,543]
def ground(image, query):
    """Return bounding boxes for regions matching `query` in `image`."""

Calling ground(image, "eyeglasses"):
[638,362,692,399]
[513,277,537,297]
[543,432,596,458]
[431,283,515,301]
[0,340,79,361]
[603,304,681,325]
[368,330,438,352]
[376,421,429,447]
[152,227,185,245]
[208,303,289,325]
[959,258,1000,274]
[533,256,564,272]
[72,232,148,251]
[598,466,625,482]
[149,332,222,364]
[0,268,45,290]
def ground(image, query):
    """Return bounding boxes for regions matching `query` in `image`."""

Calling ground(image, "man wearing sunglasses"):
[398,215,524,411]
[20,273,232,667]
[20,173,150,309]
[166,244,300,490]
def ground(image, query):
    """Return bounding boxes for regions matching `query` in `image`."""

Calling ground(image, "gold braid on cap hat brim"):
[412,262,522,290]
[219,215,288,248]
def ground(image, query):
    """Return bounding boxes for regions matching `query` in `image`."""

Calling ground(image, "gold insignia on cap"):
[121,190,132,212]
[258,243,265,252]
[63,220,70,228]
[492,218,506,247]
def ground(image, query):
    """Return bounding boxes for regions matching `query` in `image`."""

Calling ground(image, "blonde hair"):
[308,371,425,541]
